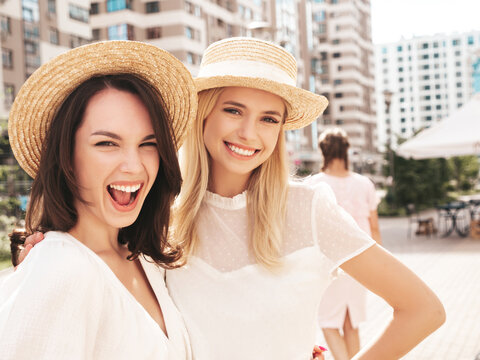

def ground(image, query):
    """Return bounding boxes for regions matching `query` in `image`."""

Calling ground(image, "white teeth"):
[227,143,256,156]
[109,184,141,192]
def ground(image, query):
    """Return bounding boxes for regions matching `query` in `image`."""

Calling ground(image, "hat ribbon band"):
[197,60,296,87]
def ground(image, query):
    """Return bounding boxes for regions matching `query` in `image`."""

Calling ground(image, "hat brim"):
[195,76,328,130]
[9,40,197,178]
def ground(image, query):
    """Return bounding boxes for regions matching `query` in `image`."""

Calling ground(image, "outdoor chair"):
[406,204,436,239]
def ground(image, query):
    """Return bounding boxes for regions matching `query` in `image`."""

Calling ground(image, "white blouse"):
[0,231,191,360]
[166,182,375,360]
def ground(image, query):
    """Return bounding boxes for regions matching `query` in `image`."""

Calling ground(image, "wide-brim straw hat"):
[9,40,197,178]
[194,37,328,130]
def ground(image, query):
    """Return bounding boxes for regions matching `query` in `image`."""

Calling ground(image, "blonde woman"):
[166,37,445,360]
[307,128,382,359]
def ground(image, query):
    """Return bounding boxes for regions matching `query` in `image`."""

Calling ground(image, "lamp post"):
[383,89,395,206]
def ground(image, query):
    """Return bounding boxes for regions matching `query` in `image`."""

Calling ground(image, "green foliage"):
[384,150,479,212]
[0,214,20,267]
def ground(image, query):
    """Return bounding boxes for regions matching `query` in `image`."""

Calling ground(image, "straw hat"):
[8,40,197,178]
[194,37,328,130]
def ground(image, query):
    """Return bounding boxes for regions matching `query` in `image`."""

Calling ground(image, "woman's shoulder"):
[18,231,100,280]
[288,179,335,203]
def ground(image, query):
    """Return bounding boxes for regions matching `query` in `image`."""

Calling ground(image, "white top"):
[306,173,379,235]
[166,182,375,360]
[0,231,191,360]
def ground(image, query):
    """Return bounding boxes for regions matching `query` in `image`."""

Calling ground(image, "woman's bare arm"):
[341,244,445,360]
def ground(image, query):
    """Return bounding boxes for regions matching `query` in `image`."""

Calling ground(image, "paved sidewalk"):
[318,214,480,360]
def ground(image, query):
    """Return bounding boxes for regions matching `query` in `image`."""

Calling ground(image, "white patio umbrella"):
[397,93,480,159]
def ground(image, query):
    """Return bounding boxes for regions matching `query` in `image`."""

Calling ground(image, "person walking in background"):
[306,128,382,360]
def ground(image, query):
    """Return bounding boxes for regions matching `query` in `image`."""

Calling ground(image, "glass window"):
[48,0,56,13]
[90,3,99,14]
[0,16,11,34]
[468,36,474,45]
[146,27,161,39]
[185,26,193,39]
[108,24,128,40]
[49,28,59,44]
[186,52,194,65]
[2,48,13,68]
[146,1,159,13]
[107,0,132,12]
[452,39,460,46]
[69,4,89,23]
[397,45,402,52]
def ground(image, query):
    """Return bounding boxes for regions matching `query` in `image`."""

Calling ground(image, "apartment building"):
[297,0,377,172]
[0,0,91,119]
[89,0,265,75]
[375,31,480,150]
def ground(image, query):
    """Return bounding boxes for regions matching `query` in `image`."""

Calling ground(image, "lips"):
[107,183,143,209]
[224,141,259,157]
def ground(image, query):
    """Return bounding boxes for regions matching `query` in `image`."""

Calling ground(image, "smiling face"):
[203,87,285,190]
[73,88,159,231]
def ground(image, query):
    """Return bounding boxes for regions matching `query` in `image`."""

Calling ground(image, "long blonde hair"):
[174,88,289,269]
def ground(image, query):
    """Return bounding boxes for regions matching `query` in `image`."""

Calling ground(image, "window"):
[332,39,340,45]
[401,128,406,133]
[455,50,461,56]
[435,84,440,89]
[423,85,430,90]
[2,48,13,68]
[332,52,341,58]
[186,52,195,65]
[335,119,343,125]
[69,4,89,23]
[48,27,59,44]
[425,116,432,121]
[436,94,441,99]
[457,92,462,98]
[3,83,14,107]
[455,61,461,67]
[92,29,100,41]
[398,67,404,72]
[452,39,460,46]
[1,16,11,35]
[422,43,428,49]
[456,71,462,77]
[397,45,402,52]
[423,75,430,80]
[436,105,442,110]
[456,82,462,88]
[422,64,429,70]
[108,24,133,40]
[48,0,56,13]
[146,1,159,13]
[25,54,40,68]
[313,11,325,22]
[401,118,406,123]
[339,105,344,112]
[434,53,439,58]
[457,103,463,108]
[185,26,193,39]
[90,3,99,14]
[24,39,38,54]
[424,95,431,100]
[333,79,342,85]
[146,27,161,39]
[433,42,439,48]
[107,0,132,12]
[334,93,343,98]
[400,97,405,103]
[425,105,431,111]
[468,36,474,45]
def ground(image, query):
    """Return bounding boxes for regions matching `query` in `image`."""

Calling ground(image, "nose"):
[237,116,256,141]
[119,148,143,174]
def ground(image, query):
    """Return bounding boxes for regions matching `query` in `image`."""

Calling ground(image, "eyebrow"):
[91,131,156,141]
[222,101,283,117]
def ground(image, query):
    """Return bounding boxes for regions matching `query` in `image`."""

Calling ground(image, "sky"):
[370,0,480,44]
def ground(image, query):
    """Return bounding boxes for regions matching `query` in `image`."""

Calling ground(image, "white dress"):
[0,231,192,360]
[166,182,375,360]
[305,173,379,329]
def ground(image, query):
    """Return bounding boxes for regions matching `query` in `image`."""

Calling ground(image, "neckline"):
[51,231,169,340]
[204,190,247,210]
[322,172,354,180]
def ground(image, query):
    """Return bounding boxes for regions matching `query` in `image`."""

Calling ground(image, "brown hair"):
[23,74,183,267]
[318,127,350,171]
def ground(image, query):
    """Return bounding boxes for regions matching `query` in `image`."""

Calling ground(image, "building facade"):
[375,31,480,150]
[0,0,91,119]
[297,0,378,173]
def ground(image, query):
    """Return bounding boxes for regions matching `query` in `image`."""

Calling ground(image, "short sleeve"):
[0,238,104,359]
[312,182,375,272]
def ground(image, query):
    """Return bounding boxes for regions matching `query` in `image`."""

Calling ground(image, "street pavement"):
[317,213,480,360]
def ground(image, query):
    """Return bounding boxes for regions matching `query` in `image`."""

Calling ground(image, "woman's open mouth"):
[224,141,260,158]
[107,183,143,211]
